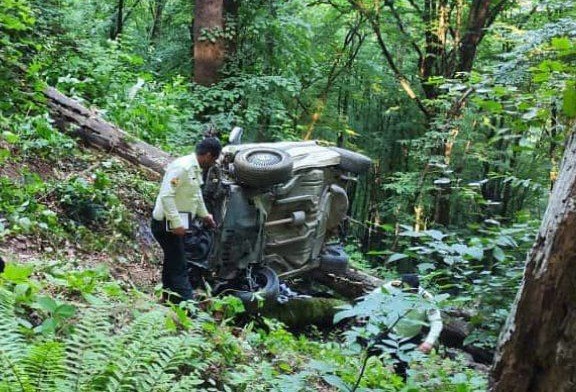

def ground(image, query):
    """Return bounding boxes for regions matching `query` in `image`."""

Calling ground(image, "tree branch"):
[383,0,424,64]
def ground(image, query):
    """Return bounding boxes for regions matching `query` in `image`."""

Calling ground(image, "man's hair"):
[401,273,420,289]
[196,137,222,157]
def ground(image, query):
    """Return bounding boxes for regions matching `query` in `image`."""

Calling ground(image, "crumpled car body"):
[185,139,371,301]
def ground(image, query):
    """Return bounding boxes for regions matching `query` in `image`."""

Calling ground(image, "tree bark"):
[260,297,348,330]
[150,0,167,42]
[43,87,173,176]
[193,0,225,86]
[110,0,125,40]
[490,129,576,391]
[311,268,384,300]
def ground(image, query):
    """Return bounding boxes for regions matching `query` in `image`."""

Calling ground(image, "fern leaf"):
[89,309,173,392]
[22,341,66,391]
[61,306,114,392]
[0,287,32,391]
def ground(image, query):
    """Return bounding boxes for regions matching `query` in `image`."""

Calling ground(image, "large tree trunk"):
[490,129,576,391]
[311,268,384,300]
[193,0,225,86]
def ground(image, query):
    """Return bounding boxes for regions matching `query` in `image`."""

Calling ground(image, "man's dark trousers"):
[151,219,193,302]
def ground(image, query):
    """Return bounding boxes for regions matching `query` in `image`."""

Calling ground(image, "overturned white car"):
[184,130,372,303]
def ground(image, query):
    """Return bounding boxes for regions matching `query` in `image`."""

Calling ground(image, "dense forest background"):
[0,0,575,390]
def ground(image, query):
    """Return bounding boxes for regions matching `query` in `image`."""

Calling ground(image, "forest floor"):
[0,142,162,295]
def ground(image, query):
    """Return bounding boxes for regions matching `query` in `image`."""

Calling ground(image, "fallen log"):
[44,87,172,176]
[261,297,348,330]
[310,268,384,300]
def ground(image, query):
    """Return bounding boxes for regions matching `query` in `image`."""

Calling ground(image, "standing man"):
[151,137,221,303]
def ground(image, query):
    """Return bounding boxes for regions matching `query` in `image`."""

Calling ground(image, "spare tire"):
[234,147,293,188]
[329,147,371,174]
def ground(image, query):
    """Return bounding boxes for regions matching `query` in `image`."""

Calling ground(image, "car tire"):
[234,266,280,307]
[319,245,349,274]
[329,147,371,174]
[234,147,293,188]
[183,228,213,267]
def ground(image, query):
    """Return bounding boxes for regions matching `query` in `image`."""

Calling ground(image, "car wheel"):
[183,228,213,268]
[234,147,293,188]
[319,245,349,274]
[234,266,280,306]
[329,147,371,174]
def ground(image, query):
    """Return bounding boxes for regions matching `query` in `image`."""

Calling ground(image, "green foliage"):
[380,221,538,348]
[32,296,76,335]
[55,172,123,228]
[5,114,77,159]
[0,0,39,112]
[0,173,58,238]
[2,0,575,390]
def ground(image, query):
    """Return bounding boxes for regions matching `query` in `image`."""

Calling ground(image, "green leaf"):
[562,83,576,118]
[55,304,76,318]
[388,253,408,262]
[478,100,503,114]
[423,229,446,241]
[417,262,435,272]
[321,374,350,391]
[1,131,19,143]
[466,246,484,261]
[493,246,506,262]
[2,263,33,283]
[0,148,8,162]
[35,296,58,313]
[35,318,58,335]
[551,37,571,51]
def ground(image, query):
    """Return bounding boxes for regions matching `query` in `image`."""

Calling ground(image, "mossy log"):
[310,268,384,300]
[260,297,348,330]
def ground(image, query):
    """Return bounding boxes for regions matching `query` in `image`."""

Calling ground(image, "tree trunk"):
[110,0,125,40]
[260,297,348,330]
[193,0,225,86]
[490,129,576,391]
[150,0,167,42]
[43,87,172,175]
[311,268,384,300]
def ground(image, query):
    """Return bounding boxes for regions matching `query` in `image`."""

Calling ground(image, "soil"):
[0,142,163,293]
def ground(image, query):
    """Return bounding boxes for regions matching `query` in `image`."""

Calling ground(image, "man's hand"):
[171,226,187,236]
[418,342,433,354]
[202,214,216,229]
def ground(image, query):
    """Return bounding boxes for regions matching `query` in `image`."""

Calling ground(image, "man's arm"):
[419,288,443,353]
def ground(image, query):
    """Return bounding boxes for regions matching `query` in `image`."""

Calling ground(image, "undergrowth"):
[0,122,157,258]
[0,260,487,392]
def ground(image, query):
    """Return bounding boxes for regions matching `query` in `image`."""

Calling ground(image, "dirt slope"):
[0,139,163,292]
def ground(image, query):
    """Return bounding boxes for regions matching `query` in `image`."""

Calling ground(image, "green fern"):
[167,374,206,392]
[60,306,114,392]
[0,287,32,391]
[0,285,222,392]
[87,309,185,392]
[22,341,66,392]
[132,336,189,392]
